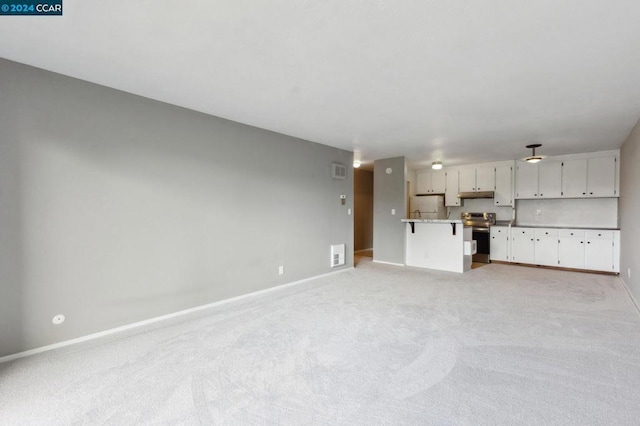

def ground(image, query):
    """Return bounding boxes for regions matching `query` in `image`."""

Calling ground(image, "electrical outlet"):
[52,314,65,325]
[278,265,284,275]
[536,209,542,216]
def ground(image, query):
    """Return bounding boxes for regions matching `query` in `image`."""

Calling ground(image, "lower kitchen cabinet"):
[558,230,585,269]
[511,228,535,264]
[509,227,620,273]
[534,229,559,267]
[585,230,617,272]
[490,226,510,262]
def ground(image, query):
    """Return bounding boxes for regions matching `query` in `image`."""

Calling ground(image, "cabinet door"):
[490,227,509,262]
[458,167,476,192]
[511,228,535,263]
[416,170,432,194]
[584,231,614,272]
[475,167,494,192]
[515,162,538,199]
[587,156,616,197]
[535,236,559,266]
[494,165,513,206]
[538,161,562,198]
[431,170,446,193]
[558,237,585,269]
[561,159,587,198]
[445,169,461,206]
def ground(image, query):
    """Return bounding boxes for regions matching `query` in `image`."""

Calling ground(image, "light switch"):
[348,208,352,215]
[391,209,396,215]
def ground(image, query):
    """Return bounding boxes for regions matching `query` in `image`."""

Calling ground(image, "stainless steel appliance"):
[409,195,447,219]
[462,212,496,263]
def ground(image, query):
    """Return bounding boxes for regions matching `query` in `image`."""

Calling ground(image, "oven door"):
[472,227,490,263]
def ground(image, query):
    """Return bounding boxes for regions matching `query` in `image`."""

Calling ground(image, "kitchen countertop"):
[401,219,464,224]
[504,224,620,230]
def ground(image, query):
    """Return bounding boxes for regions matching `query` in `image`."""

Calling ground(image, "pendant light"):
[525,144,543,163]
[431,161,443,170]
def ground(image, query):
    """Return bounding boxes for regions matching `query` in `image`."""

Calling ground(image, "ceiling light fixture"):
[432,161,443,170]
[353,160,361,168]
[525,144,543,163]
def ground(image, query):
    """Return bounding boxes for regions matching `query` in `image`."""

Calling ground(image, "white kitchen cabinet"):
[587,156,616,197]
[534,228,559,267]
[416,169,446,194]
[515,162,538,199]
[490,226,510,262]
[458,167,476,192]
[511,228,535,264]
[537,161,562,198]
[458,166,494,192]
[584,230,616,272]
[476,166,494,192]
[561,155,618,198]
[515,160,561,199]
[445,169,461,207]
[502,227,619,273]
[561,159,587,198]
[494,164,513,206]
[558,230,585,269]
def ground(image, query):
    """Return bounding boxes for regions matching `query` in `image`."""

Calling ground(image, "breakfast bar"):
[402,219,475,273]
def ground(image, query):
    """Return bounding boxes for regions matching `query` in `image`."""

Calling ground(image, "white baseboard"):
[0,267,355,364]
[354,248,373,253]
[372,260,405,267]
[619,276,640,315]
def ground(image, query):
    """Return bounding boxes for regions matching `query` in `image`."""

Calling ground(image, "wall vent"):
[331,163,347,180]
[330,244,346,267]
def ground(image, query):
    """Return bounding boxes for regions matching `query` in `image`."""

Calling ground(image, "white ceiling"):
[2,1,640,169]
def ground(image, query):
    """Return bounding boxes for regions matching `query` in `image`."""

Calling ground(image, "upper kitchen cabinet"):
[515,150,619,200]
[445,168,461,206]
[494,164,513,206]
[537,161,562,198]
[515,161,538,199]
[515,160,561,199]
[458,165,494,192]
[561,155,618,198]
[416,169,446,194]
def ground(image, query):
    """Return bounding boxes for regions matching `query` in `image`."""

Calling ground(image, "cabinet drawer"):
[559,229,585,238]
[512,227,534,237]
[535,228,559,237]
[585,230,613,240]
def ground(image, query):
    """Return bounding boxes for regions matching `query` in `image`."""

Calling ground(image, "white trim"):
[0,267,354,364]
[372,260,405,267]
[354,248,373,253]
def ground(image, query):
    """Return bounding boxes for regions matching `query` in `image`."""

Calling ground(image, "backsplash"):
[515,198,618,228]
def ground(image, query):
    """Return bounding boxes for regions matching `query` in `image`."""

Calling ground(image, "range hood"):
[457,191,495,199]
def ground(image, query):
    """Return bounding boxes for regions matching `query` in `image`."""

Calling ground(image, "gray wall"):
[620,117,640,302]
[373,157,406,264]
[0,58,353,357]
[354,169,373,251]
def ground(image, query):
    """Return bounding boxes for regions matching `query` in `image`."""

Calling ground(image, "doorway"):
[354,168,373,265]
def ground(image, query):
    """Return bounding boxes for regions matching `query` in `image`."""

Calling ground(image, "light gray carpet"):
[2,260,640,425]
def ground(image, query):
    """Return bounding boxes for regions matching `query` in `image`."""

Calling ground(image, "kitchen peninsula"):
[402,219,474,273]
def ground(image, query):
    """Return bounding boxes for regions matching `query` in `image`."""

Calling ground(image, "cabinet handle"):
[590,192,593,195]
[536,239,539,241]
[582,192,586,195]
[587,241,591,244]
[540,193,543,196]
[581,241,583,244]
